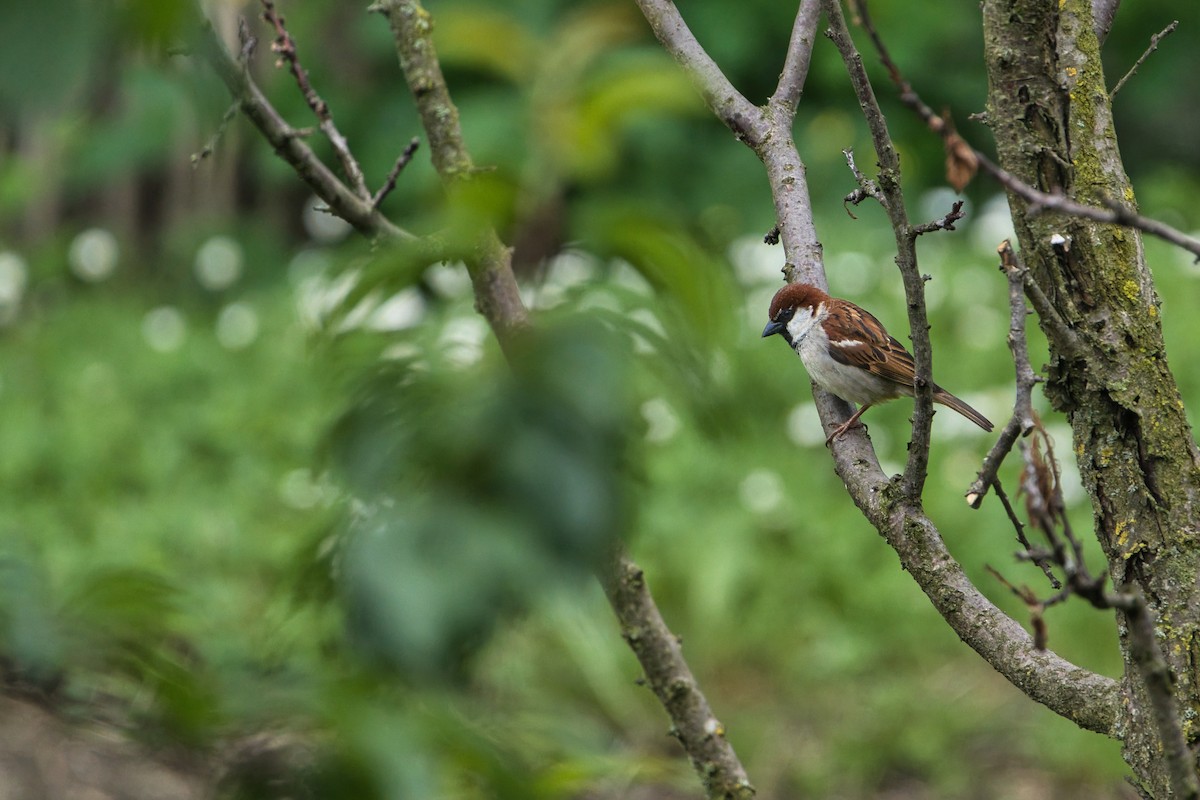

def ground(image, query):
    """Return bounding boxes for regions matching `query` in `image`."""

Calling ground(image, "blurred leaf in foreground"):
[330,317,633,682]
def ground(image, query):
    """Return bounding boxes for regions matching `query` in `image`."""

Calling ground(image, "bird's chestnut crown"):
[767,282,826,322]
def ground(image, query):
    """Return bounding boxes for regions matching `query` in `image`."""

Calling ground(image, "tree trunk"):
[981,0,1200,794]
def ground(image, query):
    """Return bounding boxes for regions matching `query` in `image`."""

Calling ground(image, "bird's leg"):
[825,404,872,445]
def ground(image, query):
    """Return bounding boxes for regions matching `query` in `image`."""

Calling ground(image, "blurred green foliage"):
[2,0,1199,798]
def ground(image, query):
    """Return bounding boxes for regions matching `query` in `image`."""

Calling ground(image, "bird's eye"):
[775,307,795,324]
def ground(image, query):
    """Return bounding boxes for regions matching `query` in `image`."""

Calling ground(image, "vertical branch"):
[821,0,933,498]
[771,0,823,109]
[966,241,1039,508]
[369,0,481,179]
[370,0,527,347]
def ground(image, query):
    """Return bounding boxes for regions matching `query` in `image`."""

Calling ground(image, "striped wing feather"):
[823,302,918,387]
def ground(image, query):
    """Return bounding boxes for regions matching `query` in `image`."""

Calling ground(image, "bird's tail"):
[933,390,993,432]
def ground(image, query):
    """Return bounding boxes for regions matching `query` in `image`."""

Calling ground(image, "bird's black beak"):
[761,319,785,338]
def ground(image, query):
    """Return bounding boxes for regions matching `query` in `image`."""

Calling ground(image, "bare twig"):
[967,241,1038,508]
[372,136,421,209]
[912,199,965,235]
[260,0,371,199]
[850,1,1200,259]
[196,18,408,240]
[1013,424,1200,800]
[1110,20,1179,100]
[192,100,239,167]
[985,564,1048,650]
[841,147,886,215]
[993,478,1060,588]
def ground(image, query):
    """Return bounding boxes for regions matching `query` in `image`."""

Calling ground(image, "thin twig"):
[985,564,1048,649]
[967,241,1038,507]
[841,147,886,215]
[196,17,409,239]
[373,136,421,209]
[851,2,1200,259]
[192,101,239,167]
[994,478,1060,588]
[824,0,933,499]
[1110,20,1178,100]
[912,200,965,235]
[260,0,371,199]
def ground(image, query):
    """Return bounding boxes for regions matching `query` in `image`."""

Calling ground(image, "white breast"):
[785,302,899,406]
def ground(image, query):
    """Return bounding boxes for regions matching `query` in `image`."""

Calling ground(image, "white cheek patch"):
[785,308,817,343]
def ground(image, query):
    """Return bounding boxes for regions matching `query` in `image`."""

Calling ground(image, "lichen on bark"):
[982,0,1200,794]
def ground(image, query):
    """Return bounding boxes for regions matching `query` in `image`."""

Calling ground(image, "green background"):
[2,1,1198,797]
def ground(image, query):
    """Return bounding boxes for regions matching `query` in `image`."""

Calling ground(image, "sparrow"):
[762,282,993,443]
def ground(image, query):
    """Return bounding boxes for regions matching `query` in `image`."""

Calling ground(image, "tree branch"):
[1109,19,1179,100]
[634,0,1120,737]
[196,17,409,240]
[369,2,757,795]
[371,0,527,347]
[1092,0,1119,43]
[631,0,765,143]
[966,241,1038,509]
[373,136,421,209]
[770,0,823,110]
[260,0,371,199]
[850,460,1120,735]
[602,552,754,799]
[851,1,1200,260]
[823,0,934,499]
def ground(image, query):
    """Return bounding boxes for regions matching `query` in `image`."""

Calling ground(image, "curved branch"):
[632,0,765,144]
[844,462,1121,734]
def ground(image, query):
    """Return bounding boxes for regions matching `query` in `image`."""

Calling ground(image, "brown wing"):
[823,302,919,388]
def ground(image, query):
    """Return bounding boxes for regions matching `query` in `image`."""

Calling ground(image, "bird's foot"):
[825,419,867,446]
